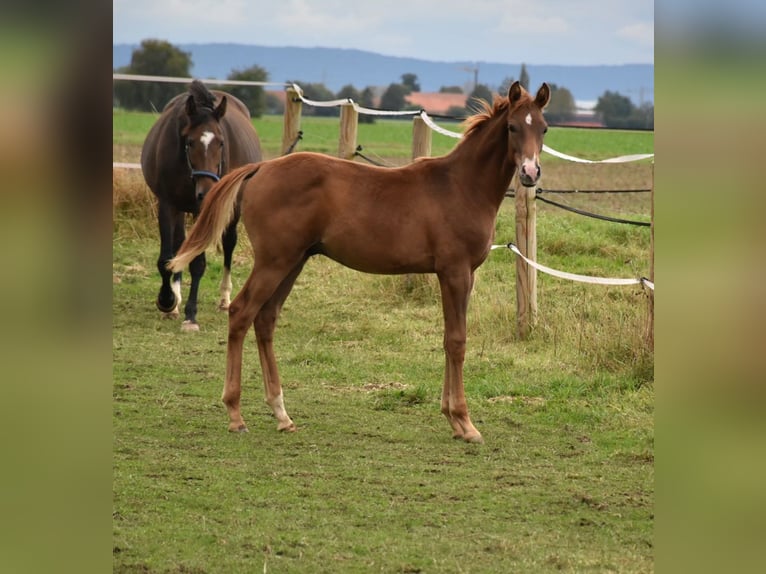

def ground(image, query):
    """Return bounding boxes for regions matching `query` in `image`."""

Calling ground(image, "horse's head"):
[181,91,228,208]
[506,81,550,187]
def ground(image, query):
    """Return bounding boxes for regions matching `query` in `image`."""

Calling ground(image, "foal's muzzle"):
[519,160,541,187]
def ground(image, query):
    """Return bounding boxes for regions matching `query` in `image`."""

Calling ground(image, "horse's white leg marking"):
[164,277,182,318]
[200,131,215,152]
[267,392,295,432]
[219,268,232,310]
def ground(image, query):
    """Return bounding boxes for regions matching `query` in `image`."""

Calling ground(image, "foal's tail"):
[167,163,260,273]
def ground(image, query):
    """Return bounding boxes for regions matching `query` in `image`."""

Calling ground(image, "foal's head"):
[181,81,228,209]
[505,81,550,187]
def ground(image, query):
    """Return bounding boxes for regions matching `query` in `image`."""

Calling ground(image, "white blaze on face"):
[520,113,540,180]
[200,131,215,152]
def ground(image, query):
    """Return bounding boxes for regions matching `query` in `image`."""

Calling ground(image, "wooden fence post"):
[411,115,432,160]
[281,85,303,156]
[515,178,537,339]
[338,102,358,160]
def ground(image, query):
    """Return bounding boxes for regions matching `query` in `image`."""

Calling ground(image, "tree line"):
[114,39,653,130]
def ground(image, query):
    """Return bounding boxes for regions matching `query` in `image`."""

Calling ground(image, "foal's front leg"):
[438,270,483,444]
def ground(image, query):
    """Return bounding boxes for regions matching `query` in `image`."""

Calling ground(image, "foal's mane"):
[461,92,531,139]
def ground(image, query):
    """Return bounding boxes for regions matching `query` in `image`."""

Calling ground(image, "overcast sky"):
[113,0,653,66]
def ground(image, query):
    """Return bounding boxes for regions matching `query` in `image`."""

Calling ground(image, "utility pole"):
[458,63,479,92]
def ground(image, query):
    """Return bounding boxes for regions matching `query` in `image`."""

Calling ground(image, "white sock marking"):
[171,278,182,312]
[219,269,232,307]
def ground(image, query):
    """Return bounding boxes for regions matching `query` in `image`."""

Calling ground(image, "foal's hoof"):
[156,293,177,314]
[277,421,297,433]
[463,431,484,444]
[217,300,230,311]
[180,320,200,332]
[228,423,249,433]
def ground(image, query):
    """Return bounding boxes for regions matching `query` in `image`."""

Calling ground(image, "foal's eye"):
[543,127,548,134]
[508,124,518,133]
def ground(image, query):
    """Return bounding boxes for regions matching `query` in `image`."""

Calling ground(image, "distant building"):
[554,100,604,128]
[404,92,468,115]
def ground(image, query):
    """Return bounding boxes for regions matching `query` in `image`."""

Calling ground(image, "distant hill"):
[113,43,653,106]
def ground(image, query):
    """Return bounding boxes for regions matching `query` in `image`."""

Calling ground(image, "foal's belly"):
[316,235,436,275]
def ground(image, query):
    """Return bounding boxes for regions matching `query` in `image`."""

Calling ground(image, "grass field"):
[113,110,654,572]
[112,109,654,163]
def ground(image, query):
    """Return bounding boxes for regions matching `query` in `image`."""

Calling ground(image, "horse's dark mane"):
[188,80,217,112]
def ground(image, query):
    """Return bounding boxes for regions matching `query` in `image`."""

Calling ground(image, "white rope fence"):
[290,83,423,117]
[541,146,654,164]
[491,243,654,290]
[287,83,653,164]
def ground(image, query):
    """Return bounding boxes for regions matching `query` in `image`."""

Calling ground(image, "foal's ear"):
[508,81,524,106]
[535,83,551,109]
[213,96,227,120]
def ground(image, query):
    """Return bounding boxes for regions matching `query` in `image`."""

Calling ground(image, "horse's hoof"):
[181,320,200,332]
[463,432,484,444]
[228,423,249,433]
[162,310,180,320]
[218,302,230,311]
[156,294,177,314]
[277,421,297,433]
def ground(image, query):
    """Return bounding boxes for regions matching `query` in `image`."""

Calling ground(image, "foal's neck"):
[449,113,516,210]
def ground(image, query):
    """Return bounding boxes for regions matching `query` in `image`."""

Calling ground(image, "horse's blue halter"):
[190,169,221,182]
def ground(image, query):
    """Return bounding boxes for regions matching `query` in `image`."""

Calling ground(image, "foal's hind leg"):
[222,260,302,433]
[254,259,306,432]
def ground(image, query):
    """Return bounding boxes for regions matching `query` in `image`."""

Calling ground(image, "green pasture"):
[113,111,654,572]
[112,109,654,163]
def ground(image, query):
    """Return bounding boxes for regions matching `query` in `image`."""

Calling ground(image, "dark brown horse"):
[170,81,550,442]
[141,80,262,330]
